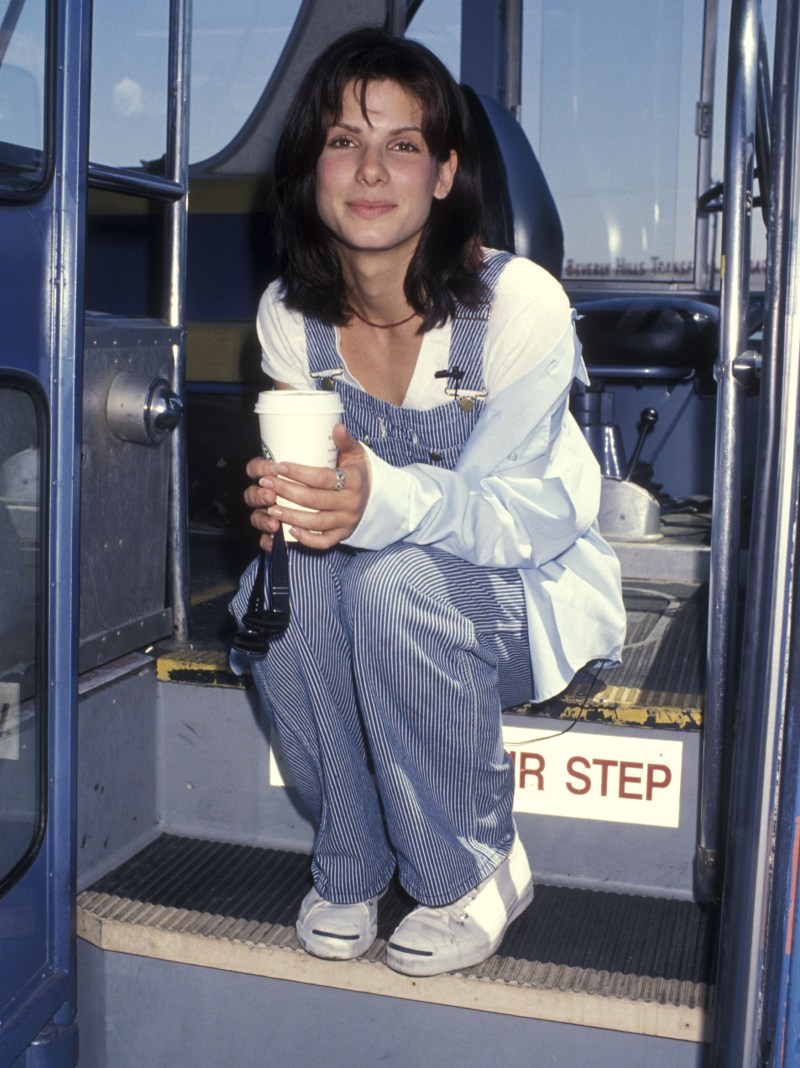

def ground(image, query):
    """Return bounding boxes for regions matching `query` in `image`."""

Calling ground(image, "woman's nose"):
[356,145,388,184]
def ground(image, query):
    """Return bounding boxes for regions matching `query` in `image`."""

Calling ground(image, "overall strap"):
[304,250,514,393]
[446,250,513,394]
[305,315,343,388]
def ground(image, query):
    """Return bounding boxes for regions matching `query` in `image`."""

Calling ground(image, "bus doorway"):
[0,0,88,1062]
[7,0,800,1063]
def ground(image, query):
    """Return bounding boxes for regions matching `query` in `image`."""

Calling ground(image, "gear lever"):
[625,407,659,482]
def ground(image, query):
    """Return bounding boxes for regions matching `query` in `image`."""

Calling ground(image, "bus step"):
[77,833,714,1043]
[160,578,706,733]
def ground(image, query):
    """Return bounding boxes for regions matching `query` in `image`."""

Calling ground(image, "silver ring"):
[334,467,346,491]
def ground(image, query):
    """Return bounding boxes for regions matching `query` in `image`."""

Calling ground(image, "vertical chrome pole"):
[50,0,92,1013]
[755,15,772,226]
[696,0,759,904]
[694,0,719,291]
[165,0,192,641]
[388,0,405,36]
[503,0,523,119]
[712,0,800,1058]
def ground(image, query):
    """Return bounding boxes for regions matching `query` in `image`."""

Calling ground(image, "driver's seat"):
[461,84,720,537]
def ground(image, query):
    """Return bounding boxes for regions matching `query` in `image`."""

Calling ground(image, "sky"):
[4,0,775,282]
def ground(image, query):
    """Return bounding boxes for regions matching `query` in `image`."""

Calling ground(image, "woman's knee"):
[282,545,348,622]
[339,543,447,628]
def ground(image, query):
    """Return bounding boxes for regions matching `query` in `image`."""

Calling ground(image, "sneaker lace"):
[416,888,480,932]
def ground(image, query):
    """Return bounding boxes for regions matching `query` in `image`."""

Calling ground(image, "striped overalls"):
[232,253,535,906]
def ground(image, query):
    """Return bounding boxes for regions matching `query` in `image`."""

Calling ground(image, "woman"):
[232,27,626,977]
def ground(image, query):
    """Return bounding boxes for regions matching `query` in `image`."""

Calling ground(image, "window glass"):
[90,0,170,168]
[0,0,47,192]
[407,0,462,81]
[707,0,776,291]
[89,0,303,168]
[0,380,45,894]
[190,0,303,163]
[521,0,703,286]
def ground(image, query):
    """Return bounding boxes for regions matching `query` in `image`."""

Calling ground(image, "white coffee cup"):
[254,390,344,541]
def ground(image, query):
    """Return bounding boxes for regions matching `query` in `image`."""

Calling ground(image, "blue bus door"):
[0,0,90,1064]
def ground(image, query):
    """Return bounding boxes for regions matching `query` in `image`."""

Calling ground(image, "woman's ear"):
[433,150,458,200]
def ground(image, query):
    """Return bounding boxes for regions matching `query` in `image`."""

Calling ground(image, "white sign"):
[269,725,684,829]
[503,724,683,828]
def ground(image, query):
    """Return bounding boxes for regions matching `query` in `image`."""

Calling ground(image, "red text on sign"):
[565,757,672,800]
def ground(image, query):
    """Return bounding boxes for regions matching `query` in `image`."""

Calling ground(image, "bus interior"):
[3,0,800,1064]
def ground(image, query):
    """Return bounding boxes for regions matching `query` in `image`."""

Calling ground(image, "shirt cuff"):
[342,445,414,550]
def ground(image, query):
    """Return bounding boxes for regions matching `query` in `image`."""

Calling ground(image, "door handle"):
[106,372,184,445]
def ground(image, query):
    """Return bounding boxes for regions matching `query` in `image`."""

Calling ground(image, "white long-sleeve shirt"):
[257,256,626,700]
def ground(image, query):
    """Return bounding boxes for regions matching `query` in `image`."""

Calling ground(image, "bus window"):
[88,0,303,168]
[189,0,303,164]
[0,0,47,195]
[0,378,46,894]
[521,0,704,287]
[707,0,776,291]
[89,0,170,168]
[407,0,462,80]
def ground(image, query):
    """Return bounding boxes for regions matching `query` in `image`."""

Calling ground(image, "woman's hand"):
[244,423,371,550]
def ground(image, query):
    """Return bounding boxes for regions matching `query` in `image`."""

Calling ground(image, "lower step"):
[76,833,715,1044]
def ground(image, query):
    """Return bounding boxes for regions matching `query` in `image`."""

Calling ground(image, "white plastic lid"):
[254,389,343,415]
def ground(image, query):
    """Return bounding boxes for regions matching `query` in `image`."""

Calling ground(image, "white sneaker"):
[296,886,380,961]
[386,838,534,977]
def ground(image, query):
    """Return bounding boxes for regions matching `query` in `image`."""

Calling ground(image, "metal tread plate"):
[77,834,715,1043]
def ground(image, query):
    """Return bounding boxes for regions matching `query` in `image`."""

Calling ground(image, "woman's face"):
[315,78,457,269]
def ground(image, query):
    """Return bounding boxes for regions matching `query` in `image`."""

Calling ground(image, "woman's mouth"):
[347,201,395,219]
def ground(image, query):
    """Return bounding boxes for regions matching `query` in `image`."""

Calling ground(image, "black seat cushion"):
[574,297,720,373]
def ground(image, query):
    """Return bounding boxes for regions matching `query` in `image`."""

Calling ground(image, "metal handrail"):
[695,0,760,906]
[387,0,405,34]
[87,162,185,202]
[711,0,800,1059]
[165,0,192,642]
[694,0,719,292]
[84,2,192,643]
[504,0,523,120]
[755,14,772,227]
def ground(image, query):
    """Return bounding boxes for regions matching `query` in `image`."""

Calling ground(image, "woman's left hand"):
[252,423,371,549]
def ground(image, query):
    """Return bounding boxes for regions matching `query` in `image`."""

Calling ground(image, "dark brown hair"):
[273,27,486,329]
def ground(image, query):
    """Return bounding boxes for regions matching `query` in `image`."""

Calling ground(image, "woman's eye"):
[393,140,420,153]
[328,135,355,148]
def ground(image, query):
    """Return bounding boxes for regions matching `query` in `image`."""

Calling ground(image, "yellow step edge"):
[155,647,703,728]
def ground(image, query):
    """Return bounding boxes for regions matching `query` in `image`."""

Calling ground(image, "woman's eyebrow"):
[328,120,424,136]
